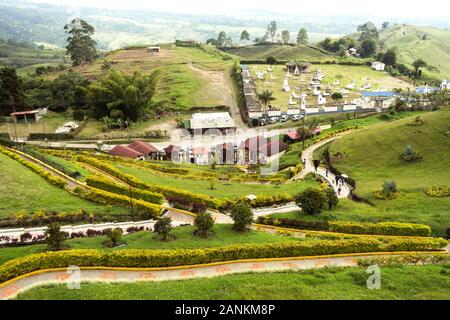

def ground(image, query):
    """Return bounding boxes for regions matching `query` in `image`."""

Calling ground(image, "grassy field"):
[302,109,450,236]
[15,264,450,300]
[328,109,450,196]
[0,111,73,139]
[221,44,333,61]
[115,163,319,199]
[0,225,302,265]
[0,152,126,218]
[380,25,450,80]
[249,63,411,111]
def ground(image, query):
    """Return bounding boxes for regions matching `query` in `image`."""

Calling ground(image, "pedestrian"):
[338,187,341,196]
[325,169,329,177]
[335,175,339,185]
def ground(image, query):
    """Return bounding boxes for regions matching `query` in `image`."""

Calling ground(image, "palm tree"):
[257,90,275,114]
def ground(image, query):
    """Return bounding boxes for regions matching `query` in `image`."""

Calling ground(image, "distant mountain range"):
[1,0,450,51]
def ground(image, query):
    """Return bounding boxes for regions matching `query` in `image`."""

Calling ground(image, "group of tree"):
[0,67,26,115]
[319,37,356,57]
[294,187,339,215]
[210,21,308,47]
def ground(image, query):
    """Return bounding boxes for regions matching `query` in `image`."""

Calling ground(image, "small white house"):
[371,61,386,71]
[440,79,450,91]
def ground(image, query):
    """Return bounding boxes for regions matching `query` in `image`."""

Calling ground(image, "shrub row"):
[77,156,223,209]
[329,221,432,237]
[81,188,161,220]
[85,175,164,205]
[426,185,450,198]
[0,237,446,283]
[256,216,432,237]
[0,147,67,189]
[0,210,143,229]
[357,253,450,267]
[242,193,294,208]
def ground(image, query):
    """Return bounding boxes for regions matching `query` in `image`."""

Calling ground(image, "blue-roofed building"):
[360,91,396,98]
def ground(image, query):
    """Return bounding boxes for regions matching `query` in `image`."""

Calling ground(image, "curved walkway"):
[0,251,442,300]
[292,132,354,198]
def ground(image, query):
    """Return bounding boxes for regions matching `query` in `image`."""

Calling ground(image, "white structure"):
[312,88,321,96]
[289,96,297,105]
[294,65,300,76]
[305,107,319,114]
[440,79,450,91]
[348,47,357,56]
[317,95,327,105]
[323,106,338,112]
[282,77,291,92]
[371,61,386,71]
[189,112,236,131]
[55,121,79,134]
[312,69,324,81]
[147,46,160,53]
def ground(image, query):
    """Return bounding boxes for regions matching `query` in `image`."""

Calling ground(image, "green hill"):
[0,39,67,75]
[220,44,333,61]
[325,109,450,234]
[380,25,450,80]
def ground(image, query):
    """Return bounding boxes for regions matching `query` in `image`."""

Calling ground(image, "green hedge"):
[83,188,161,219]
[242,193,294,208]
[257,216,432,237]
[85,175,164,205]
[0,147,67,189]
[77,156,223,209]
[329,221,432,237]
[0,237,446,283]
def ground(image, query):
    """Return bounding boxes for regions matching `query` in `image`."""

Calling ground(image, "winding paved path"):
[293,132,354,198]
[1,252,444,300]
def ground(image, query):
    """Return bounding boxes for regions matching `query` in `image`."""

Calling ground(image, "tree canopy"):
[0,67,26,115]
[64,18,97,67]
[297,28,308,45]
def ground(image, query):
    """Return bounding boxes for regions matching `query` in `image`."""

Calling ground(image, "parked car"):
[269,117,279,124]
[280,115,289,122]
[292,114,304,121]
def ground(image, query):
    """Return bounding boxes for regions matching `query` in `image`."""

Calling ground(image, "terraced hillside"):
[221,44,333,61]
[380,25,450,80]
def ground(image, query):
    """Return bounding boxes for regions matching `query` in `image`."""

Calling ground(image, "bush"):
[83,188,161,219]
[242,193,294,208]
[294,188,327,215]
[0,237,446,283]
[357,253,450,267]
[73,110,86,121]
[374,181,398,200]
[77,156,223,209]
[194,212,215,238]
[154,216,173,241]
[426,185,450,198]
[104,228,123,247]
[256,217,432,237]
[86,175,164,204]
[230,201,253,232]
[324,186,339,210]
[45,223,68,251]
[399,145,423,163]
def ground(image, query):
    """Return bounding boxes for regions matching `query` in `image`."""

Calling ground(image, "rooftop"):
[190,112,236,130]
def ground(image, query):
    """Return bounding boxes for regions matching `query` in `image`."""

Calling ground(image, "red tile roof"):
[109,145,143,159]
[259,141,288,157]
[128,141,159,155]
[242,136,269,150]
[285,130,299,140]
[164,145,181,154]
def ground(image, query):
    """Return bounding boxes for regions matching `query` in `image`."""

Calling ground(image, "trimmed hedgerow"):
[0,237,446,283]
[0,147,67,189]
[77,156,223,209]
[85,175,164,205]
[82,188,161,220]
[256,217,432,237]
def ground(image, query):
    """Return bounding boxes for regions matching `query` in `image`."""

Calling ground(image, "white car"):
[280,115,289,122]
[292,114,303,121]
[269,117,279,124]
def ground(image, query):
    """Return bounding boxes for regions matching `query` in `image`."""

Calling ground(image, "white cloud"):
[28,0,450,18]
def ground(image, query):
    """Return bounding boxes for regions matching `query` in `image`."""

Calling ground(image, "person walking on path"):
[325,169,329,177]
[338,187,342,196]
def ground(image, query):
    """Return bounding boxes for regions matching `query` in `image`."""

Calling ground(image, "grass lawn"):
[0,224,302,265]
[328,109,450,196]
[15,264,450,300]
[115,163,319,199]
[270,196,450,237]
[0,153,126,219]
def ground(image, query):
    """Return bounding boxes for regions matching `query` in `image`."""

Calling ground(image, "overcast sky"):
[28,0,450,18]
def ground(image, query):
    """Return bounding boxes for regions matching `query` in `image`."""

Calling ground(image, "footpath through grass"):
[0,225,302,265]
[15,264,450,300]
